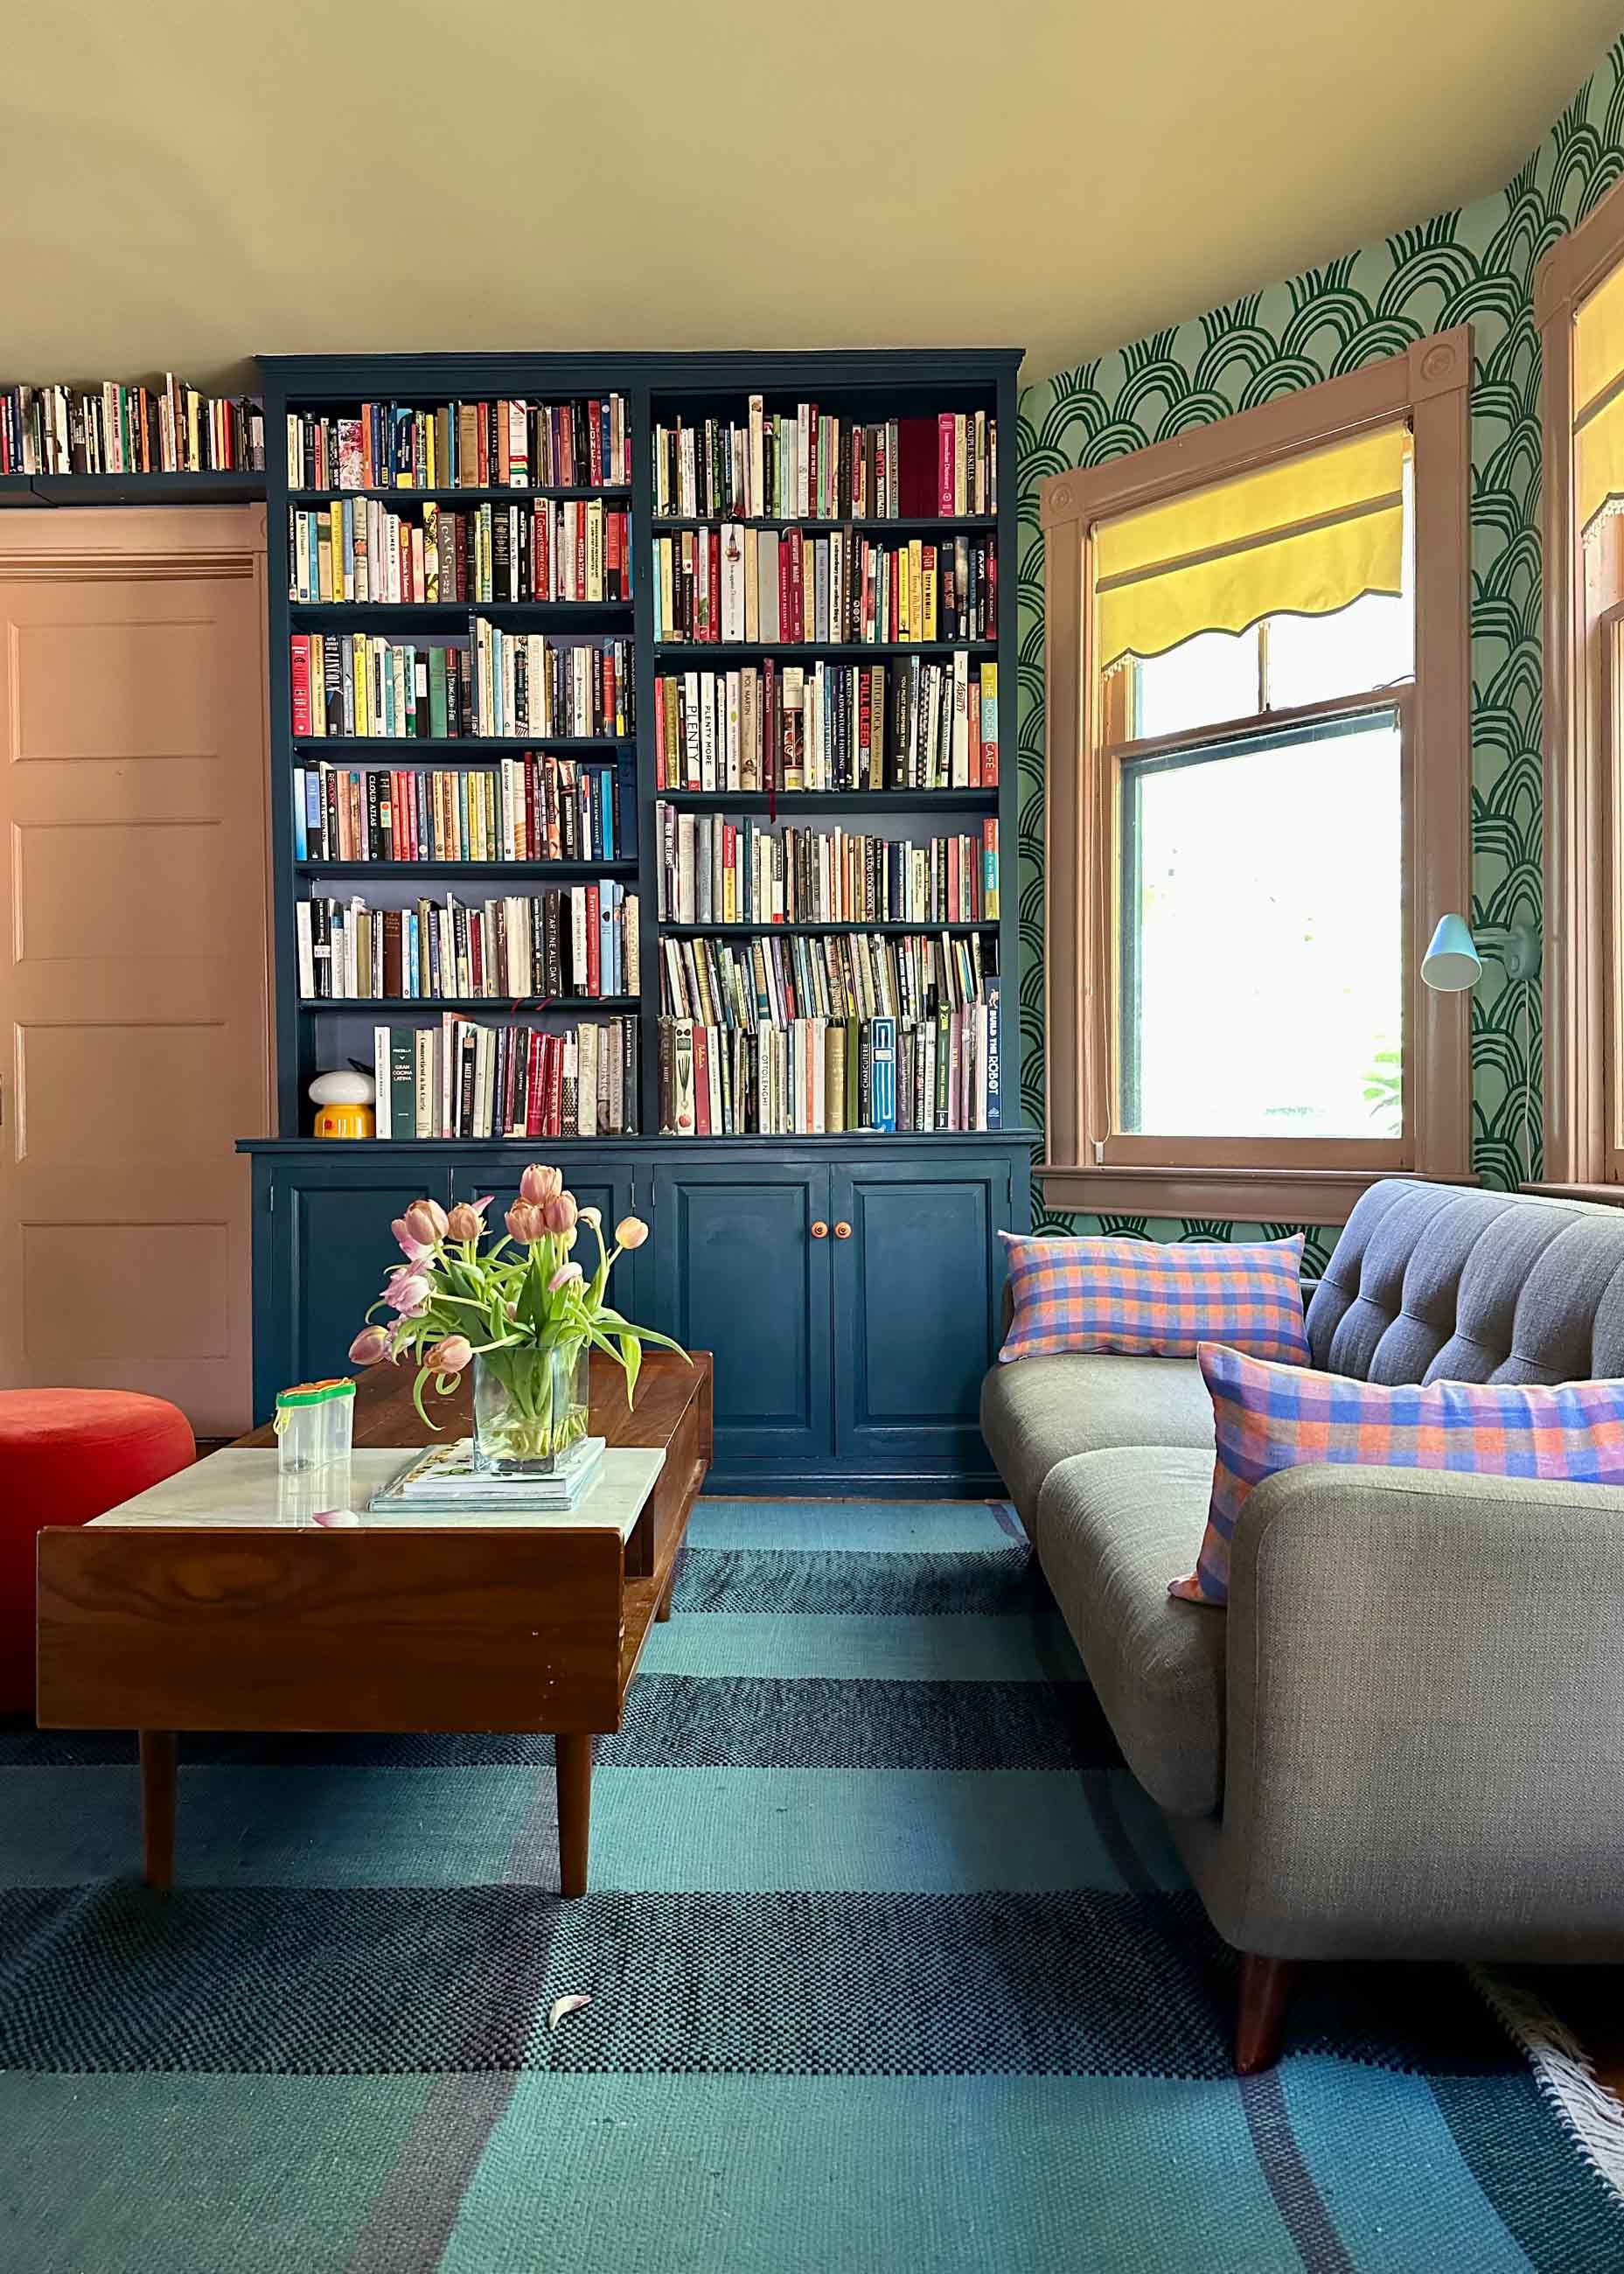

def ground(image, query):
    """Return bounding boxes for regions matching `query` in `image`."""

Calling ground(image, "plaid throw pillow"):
[1173,1341,1624,1607]
[996,1232,1308,1364]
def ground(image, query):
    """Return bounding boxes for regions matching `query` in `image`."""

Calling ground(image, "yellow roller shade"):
[1575,266,1624,537]
[1094,426,1410,669]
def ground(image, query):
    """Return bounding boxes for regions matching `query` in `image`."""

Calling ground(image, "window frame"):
[1536,179,1624,1203]
[1038,328,1474,1224]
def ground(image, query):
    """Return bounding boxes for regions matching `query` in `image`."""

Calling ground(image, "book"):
[650,527,994,645]
[652,659,995,792]
[362,1015,638,1139]
[375,1435,605,1508]
[652,403,995,520]
[293,752,622,865]
[288,499,631,604]
[0,375,263,477]
[654,806,996,926]
[285,396,630,492]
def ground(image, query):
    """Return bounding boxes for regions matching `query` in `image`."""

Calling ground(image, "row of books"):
[652,526,995,645]
[659,926,993,1033]
[296,885,639,1002]
[653,657,998,792]
[288,498,632,606]
[652,404,997,522]
[2,378,264,477]
[292,754,628,867]
[285,398,631,492]
[657,1002,1000,1136]
[369,1016,638,1140]
[656,810,998,927]
[289,630,633,742]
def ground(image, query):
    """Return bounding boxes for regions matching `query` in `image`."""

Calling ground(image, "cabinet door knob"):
[833,1220,853,1240]
[810,1220,829,1240]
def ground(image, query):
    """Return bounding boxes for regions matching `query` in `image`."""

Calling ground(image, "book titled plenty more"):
[286,397,630,492]
[369,1015,638,1140]
[289,498,631,606]
[652,402,995,520]
[296,884,638,1002]
[294,754,626,866]
[654,658,996,793]
[653,527,994,645]
[657,810,997,927]
[3,377,264,476]
[289,631,632,742]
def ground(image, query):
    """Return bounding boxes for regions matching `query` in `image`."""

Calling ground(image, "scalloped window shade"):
[1094,425,1410,670]
[1575,262,1624,538]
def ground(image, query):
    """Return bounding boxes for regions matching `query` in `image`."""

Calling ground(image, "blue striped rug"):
[3,1497,1623,2272]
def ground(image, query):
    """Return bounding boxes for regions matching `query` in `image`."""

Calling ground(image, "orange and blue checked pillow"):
[1172,1341,1624,1607]
[997,1231,1310,1365]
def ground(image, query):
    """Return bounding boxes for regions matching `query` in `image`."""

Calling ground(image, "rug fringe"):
[1472,1965,1624,2203]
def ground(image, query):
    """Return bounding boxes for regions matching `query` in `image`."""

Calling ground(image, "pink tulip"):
[445,1197,490,1242]
[425,1334,473,1374]
[349,1325,391,1365]
[519,1164,563,1204]
[383,1272,431,1315]
[505,1199,546,1244]
[402,1199,447,1249]
[547,1262,584,1293]
[542,1191,578,1236]
[391,1217,435,1264]
[615,1215,649,1250]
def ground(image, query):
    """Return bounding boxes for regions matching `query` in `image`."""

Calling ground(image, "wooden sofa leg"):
[1236,1953,1293,2075]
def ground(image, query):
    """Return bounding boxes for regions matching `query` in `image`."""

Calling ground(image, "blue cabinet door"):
[650,1161,833,1468]
[830,1154,1012,1477]
[257,1161,453,1420]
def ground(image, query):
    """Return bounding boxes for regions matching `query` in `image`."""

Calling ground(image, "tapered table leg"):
[555,1732,593,1898]
[655,1570,675,1622]
[139,1730,178,1890]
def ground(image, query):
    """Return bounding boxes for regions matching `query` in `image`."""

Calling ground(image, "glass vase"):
[472,1344,590,1476]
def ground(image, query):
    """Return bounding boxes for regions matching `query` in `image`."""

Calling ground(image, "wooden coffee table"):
[34,1349,712,1898]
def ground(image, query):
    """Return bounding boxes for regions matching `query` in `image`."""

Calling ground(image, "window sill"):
[1519,1182,1624,1208]
[1035,1162,1479,1225]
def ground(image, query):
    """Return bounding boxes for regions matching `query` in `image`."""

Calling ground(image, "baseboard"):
[697,1468,1006,1501]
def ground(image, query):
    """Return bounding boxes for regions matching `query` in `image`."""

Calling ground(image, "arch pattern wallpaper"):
[1015,36,1624,1266]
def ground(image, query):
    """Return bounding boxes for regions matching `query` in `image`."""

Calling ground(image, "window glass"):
[1128,627,1259,741]
[1119,713,1403,1138]
[1265,590,1412,710]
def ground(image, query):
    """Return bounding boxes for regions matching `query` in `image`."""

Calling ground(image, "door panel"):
[0,509,271,1433]
[651,1163,832,1466]
[832,1157,1009,1471]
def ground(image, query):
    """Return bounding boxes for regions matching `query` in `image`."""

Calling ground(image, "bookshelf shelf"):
[654,787,997,813]
[295,859,638,881]
[653,641,994,661]
[658,920,996,938]
[300,995,638,1014]
[650,515,996,535]
[291,736,631,755]
[0,470,264,508]
[288,600,631,622]
[289,486,631,505]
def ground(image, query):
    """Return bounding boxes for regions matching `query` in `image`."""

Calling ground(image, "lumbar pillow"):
[996,1231,1309,1365]
[1172,1340,1624,1607]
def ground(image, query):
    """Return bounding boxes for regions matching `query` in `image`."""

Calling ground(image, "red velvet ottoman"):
[1,1389,195,1714]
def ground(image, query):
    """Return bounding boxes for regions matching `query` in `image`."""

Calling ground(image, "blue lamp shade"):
[1421,913,1482,992]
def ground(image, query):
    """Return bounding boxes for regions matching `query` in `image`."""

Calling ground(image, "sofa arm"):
[1199,1463,1624,1960]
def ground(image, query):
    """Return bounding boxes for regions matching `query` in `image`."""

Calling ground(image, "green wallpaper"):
[1015,34,1624,1267]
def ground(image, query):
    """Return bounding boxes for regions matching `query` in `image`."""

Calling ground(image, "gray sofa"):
[980,1178,1624,2070]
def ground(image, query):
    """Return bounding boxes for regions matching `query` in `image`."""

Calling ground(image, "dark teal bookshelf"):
[256,349,1021,1144]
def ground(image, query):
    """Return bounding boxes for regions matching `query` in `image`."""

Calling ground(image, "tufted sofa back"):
[1307,1181,1624,1385]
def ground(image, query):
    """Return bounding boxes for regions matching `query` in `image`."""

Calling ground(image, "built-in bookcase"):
[258,350,1021,1147]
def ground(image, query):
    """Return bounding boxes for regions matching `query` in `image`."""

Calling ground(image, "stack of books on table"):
[369,1434,605,1515]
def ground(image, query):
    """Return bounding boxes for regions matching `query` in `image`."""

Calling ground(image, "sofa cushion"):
[1307,1179,1624,1385]
[1171,1338,1624,1607]
[1034,1447,1226,1817]
[997,1230,1309,1364]
[979,1352,1216,1526]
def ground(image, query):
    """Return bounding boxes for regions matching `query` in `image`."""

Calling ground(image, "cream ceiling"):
[6,0,1621,392]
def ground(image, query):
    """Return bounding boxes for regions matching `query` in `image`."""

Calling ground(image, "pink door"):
[0,506,271,1435]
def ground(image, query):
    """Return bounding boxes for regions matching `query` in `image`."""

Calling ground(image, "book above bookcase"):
[287,395,630,493]
[3,374,264,478]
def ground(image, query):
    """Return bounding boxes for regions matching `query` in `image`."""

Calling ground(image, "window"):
[1538,180,1624,1198]
[1039,332,1473,1222]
